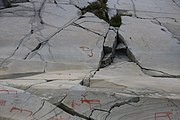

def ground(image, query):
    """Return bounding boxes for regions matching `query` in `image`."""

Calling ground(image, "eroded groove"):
[24,15,81,60]
[33,100,46,116]
[126,45,180,78]
[56,103,94,120]
[130,0,137,17]
[172,0,180,9]
[72,22,103,36]
[38,95,67,120]
[0,32,32,68]
[104,97,140,119]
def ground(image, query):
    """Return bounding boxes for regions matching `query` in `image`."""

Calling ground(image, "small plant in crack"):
[109,13,122,27]
[80,0,109,23]
[79,0,124,27]
[2,0,11,8]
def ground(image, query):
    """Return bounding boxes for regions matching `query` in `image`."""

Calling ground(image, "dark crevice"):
[81,69,99,87]
[37,0,46,24]
[33,100,46,116]
[76,0,122,27]
[172,0,180,9]
[88,97,140,119]
[104,97,140,119]
[2,0,11,8]
[72,22,103,36]
[100,28,180,78]
[24,15,81,60]
[55,103,94,120]
[125,43,180,78]
[100,30,128,68]
[0,32,32,68]
[89,108,109,118]
[38,96,67,120]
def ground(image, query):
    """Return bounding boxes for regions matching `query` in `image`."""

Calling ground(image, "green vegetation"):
[80,0,123,27]
[81,0,109,23]
[2,0,11,8]
[109,13,122,27]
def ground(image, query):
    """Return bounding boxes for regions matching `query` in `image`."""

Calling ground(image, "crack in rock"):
[104,97,140,119]
[56,102,94,120]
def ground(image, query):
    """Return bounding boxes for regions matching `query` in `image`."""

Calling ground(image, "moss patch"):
[80,0,123,27]
[2,0,11,8]
[81,0,109,23]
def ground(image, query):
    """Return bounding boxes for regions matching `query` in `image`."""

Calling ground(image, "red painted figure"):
[10,106,33,116]
[0,100,6,106]
[80,95,101,110]
[68,100,79,110]
[80,46,93,57]
[0,89,17,94]
[154,112,173,120]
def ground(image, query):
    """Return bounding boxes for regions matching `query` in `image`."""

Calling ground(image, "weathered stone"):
[0,3,108,74]
[0,84,73,120]
[62,88,180,120]
[104,29,117,55]
[119,16,180,76]
[108,0,180,19]
[90,62,180,96]
[0,0,180,119]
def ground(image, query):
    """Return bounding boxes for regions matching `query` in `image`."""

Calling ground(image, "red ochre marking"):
[154,112,173,120]
[52,116,71,120]
[0,89,17,94]
[68,100,79,110]
[10,106,33,116]
[80,95,101,110]
[80,46,94,57]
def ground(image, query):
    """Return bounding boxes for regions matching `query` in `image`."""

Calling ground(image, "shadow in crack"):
[0,72,44,80]
[79,0,122,27]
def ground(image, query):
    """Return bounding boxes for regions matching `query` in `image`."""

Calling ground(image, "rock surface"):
[119,16,180,76]
[0,0,180,120]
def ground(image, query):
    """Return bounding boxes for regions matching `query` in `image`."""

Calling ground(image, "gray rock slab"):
[90,62,180,96]
[0,69,92,104]
[119,16,180,76]
[0,0,4,8]
[104,29,117,55]
[108,0,180,36]
[108,0,180,19]
[62,88,180,120]
[100,28,117,68]
[0,2,108,74]
[0,84,73,120]
[75,12,109,36]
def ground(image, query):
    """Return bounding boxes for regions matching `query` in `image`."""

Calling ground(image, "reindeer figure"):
[0,89,17,94]
[80,95,101,110]
[0,99,6,106]
[154,112,173,120]
[10,106,33,116]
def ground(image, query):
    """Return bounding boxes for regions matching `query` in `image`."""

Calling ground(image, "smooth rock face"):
[0,85,74,120]
[61,89,180,120]
[119,16,180,76]
[108,0,180,18]
[90,62,180,96]
[0,2,108,74]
